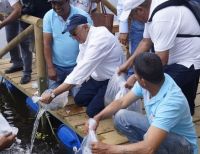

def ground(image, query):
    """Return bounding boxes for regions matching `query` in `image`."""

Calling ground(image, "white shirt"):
[0,0,19,13]
[64,26,124,85]
[117,0,128,33]
[144,0,200,69]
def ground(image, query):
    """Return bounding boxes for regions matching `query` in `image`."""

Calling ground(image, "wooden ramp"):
[0,58,199,147]
[0,58,128,145]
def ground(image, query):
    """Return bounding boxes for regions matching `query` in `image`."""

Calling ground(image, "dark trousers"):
[5,21,23,67]
[164,64,200,115]
[74,78,109,118]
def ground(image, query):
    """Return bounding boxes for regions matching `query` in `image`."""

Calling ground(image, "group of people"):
[0,0,199,153]
[41,0,199,153]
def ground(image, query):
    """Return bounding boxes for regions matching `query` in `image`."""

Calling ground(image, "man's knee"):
[74,94,85,106]
[113,109,127,129]
[86,103,105,118]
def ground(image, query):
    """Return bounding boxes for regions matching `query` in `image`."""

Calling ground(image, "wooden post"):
[0,25,34,58]
[34,20,47,95]
[102,0,117,15]
[33,18,48,129]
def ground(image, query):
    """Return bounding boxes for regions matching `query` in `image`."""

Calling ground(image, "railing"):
[0,13,47,95]
[0,0,117,95]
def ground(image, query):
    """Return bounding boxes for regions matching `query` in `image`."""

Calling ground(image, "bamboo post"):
[34,20,47,95]
[0,25,34,58]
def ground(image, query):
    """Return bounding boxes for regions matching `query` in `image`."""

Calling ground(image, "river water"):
[0,83,68,154]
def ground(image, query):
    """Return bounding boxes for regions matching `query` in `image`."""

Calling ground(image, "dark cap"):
[62,14,88,34]
[48,0,62,2]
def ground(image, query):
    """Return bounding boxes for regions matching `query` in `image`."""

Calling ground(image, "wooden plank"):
[22,80,37,89]
[64,113,88,128]
[98,131,128,145]
[193,106,200,123]
[197,84,200,94]
[55,104,85,118]
[0,58,10,64]
[76,118,115,135]
[24,88,37,96]
[195,94,200,107]
[195,122,200,137]
[0,63,12,69]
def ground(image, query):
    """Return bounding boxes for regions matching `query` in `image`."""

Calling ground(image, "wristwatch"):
[50,91,56,99]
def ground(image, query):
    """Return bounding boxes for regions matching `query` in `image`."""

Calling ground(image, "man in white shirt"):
[41,14,124,117]
[118,0,200,115]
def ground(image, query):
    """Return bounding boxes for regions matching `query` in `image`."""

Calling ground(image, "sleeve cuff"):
[119,21,128,33]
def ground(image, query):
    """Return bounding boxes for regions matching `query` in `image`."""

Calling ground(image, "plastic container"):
[26,97,39,113]
[57,124,81,151]
[4,80,17,92]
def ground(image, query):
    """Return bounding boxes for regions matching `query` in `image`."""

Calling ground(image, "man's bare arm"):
[0,2,21,28]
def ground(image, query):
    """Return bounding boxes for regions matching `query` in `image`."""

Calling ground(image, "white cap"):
[120,0,145,21]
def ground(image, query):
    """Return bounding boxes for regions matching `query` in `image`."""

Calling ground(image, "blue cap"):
[62,14,88,34]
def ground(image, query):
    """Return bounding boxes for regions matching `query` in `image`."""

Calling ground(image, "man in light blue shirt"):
[43,0,92,88]
[87,52,198,154]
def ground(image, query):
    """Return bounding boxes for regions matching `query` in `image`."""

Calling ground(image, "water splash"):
[29,107,47,153]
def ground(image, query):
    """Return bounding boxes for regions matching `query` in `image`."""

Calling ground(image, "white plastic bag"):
[75,119,98,154]
[32,89,69,110]
[104,72,128,106]
[0,113,18,136]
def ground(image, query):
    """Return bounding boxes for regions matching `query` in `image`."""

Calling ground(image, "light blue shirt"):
[43,5,93,67]
[132,74,198,154]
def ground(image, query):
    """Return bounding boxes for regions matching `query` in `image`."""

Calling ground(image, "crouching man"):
[86,53,198,154]
[41,14,124,117]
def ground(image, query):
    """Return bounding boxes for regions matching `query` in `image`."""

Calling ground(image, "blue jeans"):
[74,78,109,118]
[5,21,23,68]
[128,20,144,76]
[114,109,194,154]
[48,64,75,89]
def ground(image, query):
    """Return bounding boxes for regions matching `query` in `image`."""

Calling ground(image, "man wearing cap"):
[41,14,124,117]
[43,0,92,88]
[85,52,198,154]
[118,0,200,116]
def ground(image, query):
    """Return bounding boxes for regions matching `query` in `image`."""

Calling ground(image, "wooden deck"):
[0,58,199,148]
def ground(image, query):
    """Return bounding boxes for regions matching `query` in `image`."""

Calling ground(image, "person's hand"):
[117,61,130,75]
[47,67,57,81]
[91,142,120,154]
[125,74,137,89]
[84,118,99,134]
[0,133,16,150]
[118,33,128,46]
[40,92,53,104]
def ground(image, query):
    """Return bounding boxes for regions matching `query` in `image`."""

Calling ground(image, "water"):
[0,83,68,154]
[30,107,46,153]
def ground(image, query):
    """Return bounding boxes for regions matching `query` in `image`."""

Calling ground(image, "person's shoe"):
[20,75,31,84]
[5,66,23,74]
